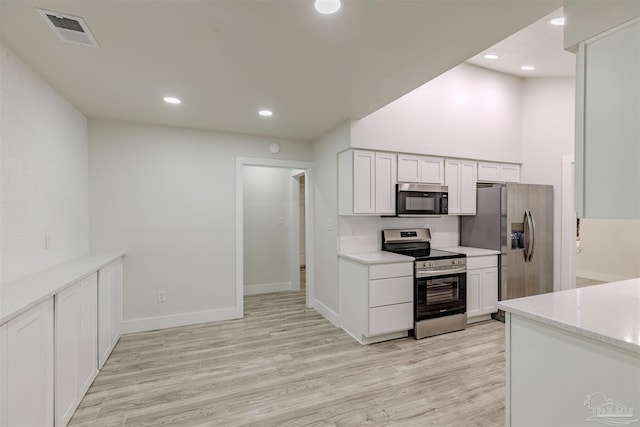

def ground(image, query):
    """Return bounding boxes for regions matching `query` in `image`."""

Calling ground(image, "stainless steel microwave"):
[396,183,448,217]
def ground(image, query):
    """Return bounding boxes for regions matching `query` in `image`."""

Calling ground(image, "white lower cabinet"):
[466,255,498,322]
[98,258,123,369]
[55,274,98,427]
[340,258,413,344]
[6,299,54,427]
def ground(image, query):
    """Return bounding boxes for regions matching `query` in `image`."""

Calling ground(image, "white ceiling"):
[0,0,563,142]
[467,8,576,77]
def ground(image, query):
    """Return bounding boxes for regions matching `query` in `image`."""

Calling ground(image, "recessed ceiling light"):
[549,17,565,26]
[163,96,181,104]
[484,54,500,60]
[258,110,273,117]
[314,0,341,15]
[521,65,536,71]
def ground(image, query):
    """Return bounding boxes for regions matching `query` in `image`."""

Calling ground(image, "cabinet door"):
[98,265,112,368]
[369,276,413,307]
[353,151,376,214]
[55,284,81,427]
[481,268,498,313]
[460,161,478,214]
[0,323,7,427]
[477,162,501,182]
[466,269,481,318]
[7,299,54,427]
[445,159,461,214]
[397,155,421,182]
[499,164,520,183]
[79,274,98,395]
[374,152,396,214]
[99,259,123,369]
[368,303,413,336]
[420,156,444,184]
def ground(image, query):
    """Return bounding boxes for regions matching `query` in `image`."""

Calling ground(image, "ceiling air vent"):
[36,9,100,48]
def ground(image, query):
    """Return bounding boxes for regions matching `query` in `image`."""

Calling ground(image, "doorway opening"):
[235,157,314,318]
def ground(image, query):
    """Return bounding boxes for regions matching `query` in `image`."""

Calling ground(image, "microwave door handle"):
[528,209,536,262]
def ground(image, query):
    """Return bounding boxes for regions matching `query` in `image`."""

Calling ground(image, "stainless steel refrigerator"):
[460,183,553,318]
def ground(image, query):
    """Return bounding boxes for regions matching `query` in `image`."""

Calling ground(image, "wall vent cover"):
[36,9,100,48]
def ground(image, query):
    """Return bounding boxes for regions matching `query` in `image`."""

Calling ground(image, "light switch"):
[327,219,334,231]
[277,216,284,226]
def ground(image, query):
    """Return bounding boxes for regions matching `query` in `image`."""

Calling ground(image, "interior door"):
[525,185,554,296]
[505,184,528,300]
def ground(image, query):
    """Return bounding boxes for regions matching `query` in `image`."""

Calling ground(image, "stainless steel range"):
[382,228,467,339]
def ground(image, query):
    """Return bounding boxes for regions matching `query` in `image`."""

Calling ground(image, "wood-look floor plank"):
[69,290,505,427]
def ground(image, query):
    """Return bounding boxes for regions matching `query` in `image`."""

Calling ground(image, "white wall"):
[576,218,640,281]
[89,120,311,332]
[311,121,351,323]
[0,45,89,283]
[339,216,459,253]
[243,166,293,294]
[351,63,524,164]
[520,77,575,291]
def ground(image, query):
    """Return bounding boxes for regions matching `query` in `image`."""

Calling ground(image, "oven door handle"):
[415,267,467,278]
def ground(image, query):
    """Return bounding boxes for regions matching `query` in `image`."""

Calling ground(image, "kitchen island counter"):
[499,278,640,426]
[498,278,640,353]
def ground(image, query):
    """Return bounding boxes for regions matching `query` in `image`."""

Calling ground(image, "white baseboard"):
[122,307,238,334]
[576,270,632,283]
[244,281,292,295]
[312,298,341,328]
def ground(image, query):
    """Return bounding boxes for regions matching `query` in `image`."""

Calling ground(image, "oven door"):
[415,272,466,321]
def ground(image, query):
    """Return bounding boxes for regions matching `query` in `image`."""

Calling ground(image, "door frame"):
[561,154,576,290]
[235,157,314,317]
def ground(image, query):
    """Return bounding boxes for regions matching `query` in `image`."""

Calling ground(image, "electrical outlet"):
[44,233,52,250]
[157,290,166,303]
[277,216,284,226]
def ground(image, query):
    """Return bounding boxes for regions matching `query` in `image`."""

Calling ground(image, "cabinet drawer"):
[467,255,498,270]
[368,303,413,336]
[369,262,412,280]
[369,276,413,307]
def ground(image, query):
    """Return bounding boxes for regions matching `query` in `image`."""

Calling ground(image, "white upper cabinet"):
[397,155,444,184]
[477,161,520,183]
[339,150,396,215]
[353,151,376,214]
[445,159,477,215]
[374,152,397,215]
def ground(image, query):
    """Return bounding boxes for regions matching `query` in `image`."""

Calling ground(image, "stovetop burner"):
[389,248,465,261]
[381,228,465,261]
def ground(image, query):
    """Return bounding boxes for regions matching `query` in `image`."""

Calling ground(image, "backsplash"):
[338,216,459,253]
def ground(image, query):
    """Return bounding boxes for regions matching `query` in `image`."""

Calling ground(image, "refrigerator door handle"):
[528,209,536,262]
[523,210,530,261]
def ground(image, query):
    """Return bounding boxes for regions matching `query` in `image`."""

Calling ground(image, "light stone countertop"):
[338,251,414,265]
[438,246,501,257]
[498,278,640,354]
[0,252,125,325]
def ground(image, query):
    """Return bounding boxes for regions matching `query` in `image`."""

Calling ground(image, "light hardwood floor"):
[69,291,505,427]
